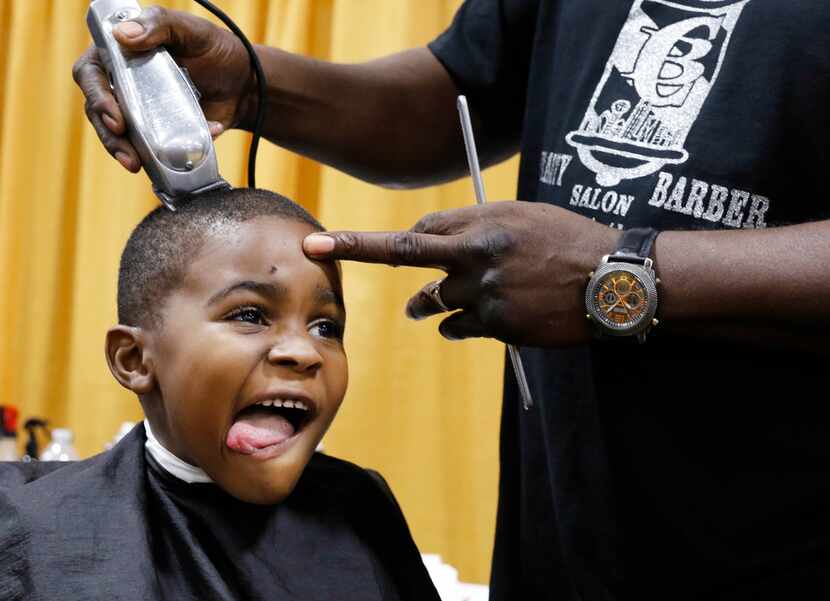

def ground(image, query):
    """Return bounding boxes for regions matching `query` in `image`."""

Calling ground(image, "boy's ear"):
[105,325,155,394]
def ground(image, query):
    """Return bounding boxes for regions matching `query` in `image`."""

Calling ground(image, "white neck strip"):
[144,420,213,484]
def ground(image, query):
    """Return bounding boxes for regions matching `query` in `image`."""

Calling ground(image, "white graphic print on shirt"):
[540,0,769,229]
[566,0,751,187]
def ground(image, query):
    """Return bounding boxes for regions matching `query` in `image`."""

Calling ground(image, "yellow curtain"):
[0,0,520,584]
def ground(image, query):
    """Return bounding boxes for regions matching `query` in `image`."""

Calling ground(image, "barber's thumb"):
[113,20,148,46]
[114,20,145,39]
[112,7,181,51]
[438,311,486,341]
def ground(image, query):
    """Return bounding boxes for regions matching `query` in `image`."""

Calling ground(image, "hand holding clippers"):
[86,0,229,210]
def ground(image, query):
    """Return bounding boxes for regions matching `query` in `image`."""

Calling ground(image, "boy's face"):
[142,216,347,504]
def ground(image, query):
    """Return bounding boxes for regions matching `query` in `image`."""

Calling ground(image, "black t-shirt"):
[430,2,830,600]
[0,425,440,601]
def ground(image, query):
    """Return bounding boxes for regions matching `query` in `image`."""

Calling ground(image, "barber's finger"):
[85,105,141,172]
[437,311,487,341]
[73,47,141,171]
[406,276,468,321]
[412,208,518,265]
[411,206,481,235]
[113,6,217,56]
[303,231,463,268]
[73,47,125,135]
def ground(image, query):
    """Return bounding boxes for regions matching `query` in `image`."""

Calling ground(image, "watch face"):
[586,261,658,335]
[593,270,648,326]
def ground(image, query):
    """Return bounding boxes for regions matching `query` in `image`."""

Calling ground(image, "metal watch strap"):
[613,227,660,263]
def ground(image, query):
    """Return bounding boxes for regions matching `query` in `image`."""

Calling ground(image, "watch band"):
[612,227,660,264]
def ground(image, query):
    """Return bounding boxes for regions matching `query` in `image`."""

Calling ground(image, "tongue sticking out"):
[226,408,296,454]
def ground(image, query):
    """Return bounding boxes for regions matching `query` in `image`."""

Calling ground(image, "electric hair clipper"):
[87,0,230,210]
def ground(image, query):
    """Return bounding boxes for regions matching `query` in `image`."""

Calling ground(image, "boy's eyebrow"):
[206,280,345,310]
[206,280,286,306]
[315,286,345,311]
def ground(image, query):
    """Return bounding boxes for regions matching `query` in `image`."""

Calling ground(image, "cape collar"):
[143,420,213,484]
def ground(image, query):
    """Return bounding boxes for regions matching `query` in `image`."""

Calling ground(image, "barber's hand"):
[304,202,618,347]
[72,6,253,172]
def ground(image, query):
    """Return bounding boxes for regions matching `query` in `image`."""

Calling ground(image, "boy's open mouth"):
[226,398,313,455]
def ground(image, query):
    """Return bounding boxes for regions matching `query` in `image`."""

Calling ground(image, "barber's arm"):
[303,202,830,354]
[72,6,512,188]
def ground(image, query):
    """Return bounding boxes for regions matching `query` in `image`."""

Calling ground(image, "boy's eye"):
[226,306,269,326]
[310,319,344,340]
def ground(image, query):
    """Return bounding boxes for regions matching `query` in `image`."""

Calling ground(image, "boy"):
[0,188,440,601]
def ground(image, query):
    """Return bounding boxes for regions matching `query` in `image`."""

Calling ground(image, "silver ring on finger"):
[426,279,451,312]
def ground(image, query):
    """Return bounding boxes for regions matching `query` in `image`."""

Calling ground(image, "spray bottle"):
[22,418,49,461]
[40,428,80,462]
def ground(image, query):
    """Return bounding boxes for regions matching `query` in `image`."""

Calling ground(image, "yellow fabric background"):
[0,0,520,583]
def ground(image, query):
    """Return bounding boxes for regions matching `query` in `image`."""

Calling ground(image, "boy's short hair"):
[118,188,324,328]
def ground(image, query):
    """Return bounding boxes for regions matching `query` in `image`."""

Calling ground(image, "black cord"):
[193,0,266,189]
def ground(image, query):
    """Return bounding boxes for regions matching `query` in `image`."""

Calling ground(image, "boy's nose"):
[266,333,323,373]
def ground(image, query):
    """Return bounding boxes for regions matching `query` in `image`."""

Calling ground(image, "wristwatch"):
[585,227,660,343]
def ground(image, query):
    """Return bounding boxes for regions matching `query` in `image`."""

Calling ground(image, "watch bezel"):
[585,259,658,337]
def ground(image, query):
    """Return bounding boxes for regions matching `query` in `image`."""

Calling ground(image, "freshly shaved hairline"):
[117,188,325,329]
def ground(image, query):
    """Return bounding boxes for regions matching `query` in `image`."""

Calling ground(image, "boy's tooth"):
[253,398,309,410]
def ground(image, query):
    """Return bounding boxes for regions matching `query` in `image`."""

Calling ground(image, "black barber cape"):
[0,424,440,601]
